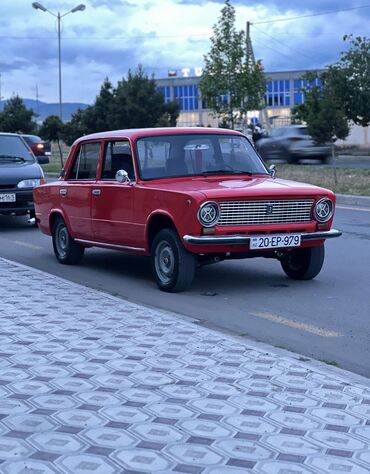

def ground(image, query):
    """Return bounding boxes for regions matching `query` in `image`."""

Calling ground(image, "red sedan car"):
[33,128,341,291]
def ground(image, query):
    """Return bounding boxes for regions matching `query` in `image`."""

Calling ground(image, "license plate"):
[250,233,301,250]
[0,193,16,203]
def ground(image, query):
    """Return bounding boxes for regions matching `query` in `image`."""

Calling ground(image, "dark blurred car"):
[256,125,331,163]
[0,132,45,220]
[22,134,51,164]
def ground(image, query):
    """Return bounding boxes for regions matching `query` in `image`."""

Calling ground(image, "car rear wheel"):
[280,244,325,280]
[52,217,85,265]
[151,228,196,292]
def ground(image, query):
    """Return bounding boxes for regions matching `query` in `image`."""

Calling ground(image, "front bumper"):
[183,229,342,245]
[0,190,34,215]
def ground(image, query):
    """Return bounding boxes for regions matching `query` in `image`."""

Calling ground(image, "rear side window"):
[68,142,101,180]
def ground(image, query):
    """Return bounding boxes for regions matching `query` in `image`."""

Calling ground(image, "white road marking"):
[250,311,342,337]
[337,205,370,212]
[13,241,42,250]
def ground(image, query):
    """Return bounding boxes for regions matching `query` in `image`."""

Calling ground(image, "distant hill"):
[0,98,89,123]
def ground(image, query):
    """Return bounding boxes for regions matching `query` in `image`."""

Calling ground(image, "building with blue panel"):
[156,69,323,128]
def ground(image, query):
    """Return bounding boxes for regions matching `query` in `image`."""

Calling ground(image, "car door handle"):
[59,189,67,196]
[92,189,101,196]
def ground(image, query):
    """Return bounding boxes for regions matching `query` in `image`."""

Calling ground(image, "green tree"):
[81,78,115,133]
[111,65,179,129]
[330,35,370,127]
[62,108,90,146]
[292,71,349,146]
[199,0,265,128]
[292,71,349,183]
[0,96,37,133]
[63,67,179,145]
[39,115,65,167]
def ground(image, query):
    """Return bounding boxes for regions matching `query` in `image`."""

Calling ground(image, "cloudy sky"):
[1,0,369,104]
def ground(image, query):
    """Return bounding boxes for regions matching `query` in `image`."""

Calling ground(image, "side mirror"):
[269,164,276,178]
[115,169,130,184]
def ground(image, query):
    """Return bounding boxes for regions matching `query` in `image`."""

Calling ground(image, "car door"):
[91,140,140,249]
[60,141,101,240]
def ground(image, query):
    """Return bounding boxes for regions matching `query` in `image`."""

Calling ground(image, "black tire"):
[322,154,332,164]
[151,228,196,292]
[286,151,297,164]
[281,244,325,280]
[52,216,85,265]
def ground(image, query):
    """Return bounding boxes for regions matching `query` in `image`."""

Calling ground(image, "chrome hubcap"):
[155,241,175,284]
[56,224,69,258]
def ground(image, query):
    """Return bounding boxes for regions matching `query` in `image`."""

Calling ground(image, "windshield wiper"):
[201,169,254,176]
[0,155,26,162]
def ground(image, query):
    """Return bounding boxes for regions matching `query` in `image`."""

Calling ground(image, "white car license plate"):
[250,233,301,250]
[0,193,16,203]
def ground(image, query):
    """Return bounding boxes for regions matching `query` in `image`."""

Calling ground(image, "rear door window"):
[68,142,101,180]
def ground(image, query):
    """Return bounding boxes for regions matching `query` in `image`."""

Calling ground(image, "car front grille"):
[218,199,314,226]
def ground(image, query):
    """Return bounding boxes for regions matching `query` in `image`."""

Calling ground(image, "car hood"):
[0,161,43,185]
[145,175,333,200]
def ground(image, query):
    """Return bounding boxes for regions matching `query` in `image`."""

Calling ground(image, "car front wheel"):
[52,217,85,265]
[151,228,196,292]
[280,244,325,280]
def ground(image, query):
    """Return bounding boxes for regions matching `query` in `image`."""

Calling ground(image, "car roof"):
[74,127,244,145]
[0,132,23,137]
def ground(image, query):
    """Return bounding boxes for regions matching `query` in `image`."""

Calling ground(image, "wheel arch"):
[49,210,70,235]
[146,212,178,253]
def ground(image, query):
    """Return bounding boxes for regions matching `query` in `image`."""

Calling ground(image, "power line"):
[254,4,370,25]
[252,25,317,62]
[0,33,211,41]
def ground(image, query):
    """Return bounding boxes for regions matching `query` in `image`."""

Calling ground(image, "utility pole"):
[35,84,40,117]
[246,21,255,69]
[245,21,269,131]
[0,73,3,102]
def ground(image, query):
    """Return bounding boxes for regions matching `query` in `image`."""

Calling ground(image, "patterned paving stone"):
[0,437,34,460]
[29,431,87,454]
[81,426,136,448]
[307,455,369,474]
[165,444,224,465]
[131,422,185,443]
[0,258,370,473]
[257,460,317,474]
[214,438,274,461]
[113,448,172,471]
[57,453,118,473]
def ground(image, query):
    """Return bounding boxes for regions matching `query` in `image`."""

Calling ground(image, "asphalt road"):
[0,206,369,377]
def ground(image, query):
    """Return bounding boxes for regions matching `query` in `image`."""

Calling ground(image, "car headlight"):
[198,201,220,227]
[314,198,334,222]
[17,179,42,188]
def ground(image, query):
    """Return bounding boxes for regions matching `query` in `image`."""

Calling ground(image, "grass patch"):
[41,149,69,174]
[276,164,370,196]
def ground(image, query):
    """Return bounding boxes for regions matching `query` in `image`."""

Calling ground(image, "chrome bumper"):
[183,229,342,246]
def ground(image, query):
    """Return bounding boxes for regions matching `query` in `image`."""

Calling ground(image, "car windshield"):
[136,134,268,180]
[0,135,35,162]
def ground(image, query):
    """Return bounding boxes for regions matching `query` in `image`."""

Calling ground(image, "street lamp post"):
[31,2,86,122]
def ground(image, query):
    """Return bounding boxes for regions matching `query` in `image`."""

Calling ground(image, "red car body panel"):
[34,128,337,257]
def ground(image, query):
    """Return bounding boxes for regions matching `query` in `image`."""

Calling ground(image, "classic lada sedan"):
[33,128,341,292]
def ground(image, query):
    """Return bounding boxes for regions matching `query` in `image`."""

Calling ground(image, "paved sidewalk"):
[0,258,370,474]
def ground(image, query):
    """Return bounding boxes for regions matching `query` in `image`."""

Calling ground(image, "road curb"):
[336,193,370,208]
